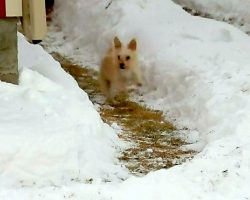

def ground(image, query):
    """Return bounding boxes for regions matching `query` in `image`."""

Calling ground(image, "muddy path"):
[50,52,194,175]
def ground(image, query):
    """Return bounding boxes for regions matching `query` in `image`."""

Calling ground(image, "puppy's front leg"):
[116,78,128,95]
[132,66,144,87]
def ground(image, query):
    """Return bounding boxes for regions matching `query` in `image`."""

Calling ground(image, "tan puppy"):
[99,37,143,102]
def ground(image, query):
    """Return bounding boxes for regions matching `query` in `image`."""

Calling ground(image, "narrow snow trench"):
[48,52,194,176]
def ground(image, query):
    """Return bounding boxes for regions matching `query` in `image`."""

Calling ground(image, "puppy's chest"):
[118,69,133,81]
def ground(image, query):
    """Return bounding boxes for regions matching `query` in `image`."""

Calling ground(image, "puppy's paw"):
[137,82,143,87]
[127,85,137,92]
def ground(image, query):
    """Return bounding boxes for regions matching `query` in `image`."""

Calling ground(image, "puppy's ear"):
[128,39,137,51]
[114,36,122,49]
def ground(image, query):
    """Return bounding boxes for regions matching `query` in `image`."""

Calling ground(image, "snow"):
[0,34,128,189]
[173,0,250,34]
[52,0,250,145]
[50,0,250,199]
[111,134,250,200]
[1,0,250,199]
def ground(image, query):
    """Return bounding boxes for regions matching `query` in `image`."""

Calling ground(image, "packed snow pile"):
[0,34,128,188]
[173,0,250,34]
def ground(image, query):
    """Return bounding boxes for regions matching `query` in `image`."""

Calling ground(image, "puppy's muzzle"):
[119,63,125,69]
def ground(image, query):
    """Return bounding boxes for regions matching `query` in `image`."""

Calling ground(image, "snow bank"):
[53,0,250,144]
[173,0,250,34]
[0,34,127,188]
[50,0,250,199]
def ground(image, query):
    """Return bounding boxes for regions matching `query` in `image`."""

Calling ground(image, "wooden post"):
[0,0,46,84]
[0,18,18,84]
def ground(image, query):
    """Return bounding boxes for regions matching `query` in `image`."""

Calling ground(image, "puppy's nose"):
[120,63,125,69]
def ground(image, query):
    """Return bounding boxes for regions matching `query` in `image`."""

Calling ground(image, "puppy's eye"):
[126,56,130,60]
[118,55,121,60]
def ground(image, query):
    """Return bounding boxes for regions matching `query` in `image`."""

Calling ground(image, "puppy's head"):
[113,37,137,70]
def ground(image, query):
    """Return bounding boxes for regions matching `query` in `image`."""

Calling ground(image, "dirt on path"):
[51,52,194,176]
